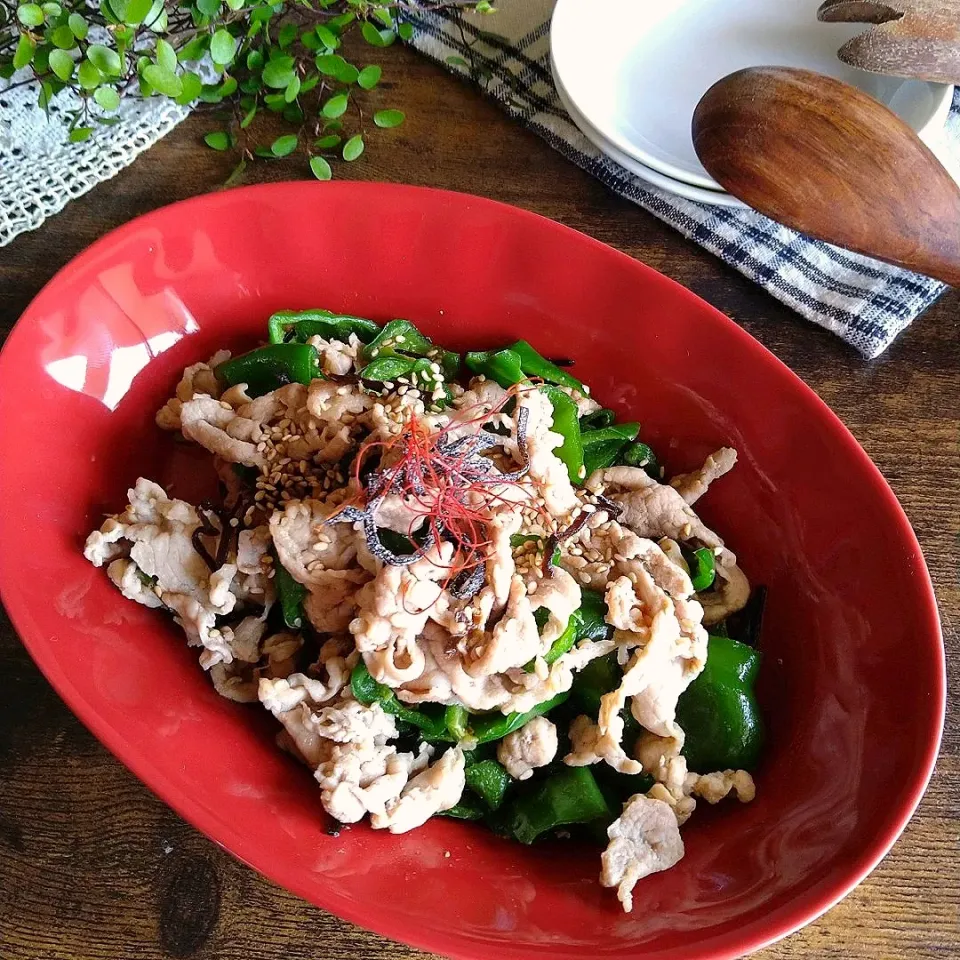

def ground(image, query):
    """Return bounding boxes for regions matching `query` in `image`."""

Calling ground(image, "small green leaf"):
[240,101,257,127]
[300,30,321,51]
[41,1,60,16]
[315,24,339,50]
[284,74,300,102]
[246,49,263,71]
[328,11,354,30]
[94,85,120,111]
[77,59,100,88]
[196,0,219,14]
[313,133,340,149]
[321,92,348,118]
[50,24,75,49]
[17,3,44,26]
[142,63,182,97]
[155,37,176,72]
[12,33,35,70]
[67,12,87,37]
[374,109,405,128]
[224,157,246,186]
[372,7,392,28]
[179,35,209,61]
[210,29,236,65]
[69,126,93,142]
[271,133,298,157]
[278,22,297,48]
[121,0,152,24]
[176,71,202,104]
[204,130,234,151]
[48,48,74,81]
[342,134,364,162]
[445,55,468,68]
[309,155,332,181]
[263,91,285,111]
[224,0,242,9]
[261,57,294,88]
[254,146,275,158]
[282,102,304,124]
[322,119,343,132]
[87,43,121,77]
[397,22,414,41]
[299,72,319,94]
[357,64,381,89]
[218,75,237,97]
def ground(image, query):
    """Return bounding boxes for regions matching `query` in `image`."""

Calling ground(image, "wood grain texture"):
[692,66,960,285]
[818,0,960,85]
[1,35,958,960]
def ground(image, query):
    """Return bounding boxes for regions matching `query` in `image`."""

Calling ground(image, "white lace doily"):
[0,71,190,247]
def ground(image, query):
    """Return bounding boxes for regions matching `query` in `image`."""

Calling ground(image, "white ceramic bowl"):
[552,58,748,208]
[551,0,955,190]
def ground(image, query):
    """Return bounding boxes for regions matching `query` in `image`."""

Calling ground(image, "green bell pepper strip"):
[507,339,586,393]
[620,441,661,479]
[359,354,454,405]
[500,766,612,844]
[440,799,486,821]
[465,759,511,809]
[525,588,611,673]
[444,704,469,741]
[267,308,380,345]
[216,343,320,398]
[579,408,616,431]
[541,385,584,484]
[273,554,306,630]
[350,661,449,739]
[688,547,717,592]
[676,635,763,772]
[569,651,620,716]
[469,691,570,744]
[362,319,434,362]
[464,347,527,389]
[581,423,641,477]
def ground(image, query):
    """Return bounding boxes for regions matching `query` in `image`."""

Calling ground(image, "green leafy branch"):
[0,0,495,176]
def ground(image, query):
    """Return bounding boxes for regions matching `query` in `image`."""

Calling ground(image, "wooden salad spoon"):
[691,66,960,285]
[817,0,960,85]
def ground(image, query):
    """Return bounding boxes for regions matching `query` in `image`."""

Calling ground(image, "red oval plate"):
[0,183,944,960]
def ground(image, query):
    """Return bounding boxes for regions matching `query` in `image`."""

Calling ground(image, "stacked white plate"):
[550,0,955,208]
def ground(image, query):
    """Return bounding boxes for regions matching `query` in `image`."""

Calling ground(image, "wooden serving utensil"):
[817,0,960,85]
[691,66,960,285]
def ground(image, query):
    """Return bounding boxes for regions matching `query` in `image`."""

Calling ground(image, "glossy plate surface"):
[0,183,944,960]
[551,0,954,190]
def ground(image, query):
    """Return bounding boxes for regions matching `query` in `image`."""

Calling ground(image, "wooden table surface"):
[1,34,958,960]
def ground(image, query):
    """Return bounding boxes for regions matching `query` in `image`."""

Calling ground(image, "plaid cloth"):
[407,0,959,358]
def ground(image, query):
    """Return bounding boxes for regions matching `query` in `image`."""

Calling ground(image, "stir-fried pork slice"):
[306,334,362,377]
[370,746,466,833]
[497,716,558,780]
[105,558,163,608]
[691,769,756,804]
[180,396,266,469]
[698,557,751,626]
[155,349,230,430]
[669,447,737,505]
[601,795,685,912]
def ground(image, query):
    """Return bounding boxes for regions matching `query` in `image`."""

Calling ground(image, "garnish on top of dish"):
[84,308,764,911]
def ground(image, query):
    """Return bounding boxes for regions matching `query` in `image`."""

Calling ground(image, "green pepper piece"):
[464,348,527,388]
[501,766,612,844]
[469,691,570,744]
[582,440,627,477]
[581,423,641,447]
[362,319,435,362]
[620,441,661,479]
[350,661,449,740]
[570,651,620,716]
[273,554,306,629]
[440,799,486,821]
[541,385,584,484]
[267,308,380,345]
[465,759,511,810]
[359,354,418,381]
[676,635,763,772]
[688,547,717,592]
[581,421,640,478]
[579,408,616,431]
[525,588,610,672]
[444,704,469,741]
[216,343,320,398]
[508,339,586,393]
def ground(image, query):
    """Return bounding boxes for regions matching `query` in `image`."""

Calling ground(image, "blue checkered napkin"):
[407,1,958,359]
